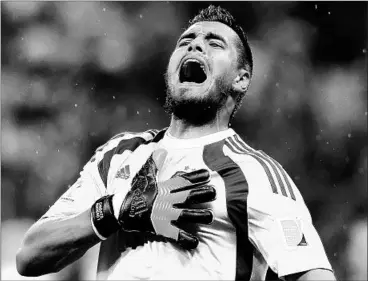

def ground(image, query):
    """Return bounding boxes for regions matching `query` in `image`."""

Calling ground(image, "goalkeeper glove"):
[91,154,216,250]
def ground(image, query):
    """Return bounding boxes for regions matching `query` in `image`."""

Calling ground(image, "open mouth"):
[179,59,207,84]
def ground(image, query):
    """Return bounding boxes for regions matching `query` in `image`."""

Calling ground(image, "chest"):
[108,145,248,248]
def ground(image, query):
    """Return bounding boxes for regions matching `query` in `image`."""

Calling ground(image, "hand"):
[117,155,216,250]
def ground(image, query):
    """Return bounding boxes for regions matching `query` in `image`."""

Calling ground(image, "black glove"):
[91,155,216,250]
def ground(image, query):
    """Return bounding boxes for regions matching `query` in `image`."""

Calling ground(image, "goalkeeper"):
[16,5,335,281]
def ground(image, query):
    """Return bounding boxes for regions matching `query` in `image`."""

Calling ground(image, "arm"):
[16,149,108,276]
[16,134,124,276]
[286,268,336,281]
[16,209,101,276]
[242,157,334,280]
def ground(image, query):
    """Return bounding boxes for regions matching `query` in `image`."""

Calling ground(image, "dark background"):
[1,2,367,280]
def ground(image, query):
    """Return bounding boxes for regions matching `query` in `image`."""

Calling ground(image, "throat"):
[169,110,229,140]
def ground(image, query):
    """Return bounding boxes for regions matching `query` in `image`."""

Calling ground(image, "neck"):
[167,110,230,139]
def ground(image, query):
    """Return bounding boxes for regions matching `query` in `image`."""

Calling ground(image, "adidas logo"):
[116,165,130,180]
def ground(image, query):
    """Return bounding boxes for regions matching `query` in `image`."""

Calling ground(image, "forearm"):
[286,269,336,281]
[16,208,101,276]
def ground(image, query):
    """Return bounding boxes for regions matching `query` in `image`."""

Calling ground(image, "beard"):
[163,73,233,126]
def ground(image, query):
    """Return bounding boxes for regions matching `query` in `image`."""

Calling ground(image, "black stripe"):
[233,135,289,198]
[147,130,156,137]
[226,138,279,195]
[271,158,296,200]
[98,137,147,187]
[225,139,241,154]
[234,135,293,200]
[97,129,166,188]
[203,139,253,280]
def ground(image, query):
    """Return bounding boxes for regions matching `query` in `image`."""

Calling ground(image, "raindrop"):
[326,141,329,145]
[104,33,107,36]
[328,11,331,15]
[363,49,367,54]
[148,109,151,113]
[36,150,39,154]
[276,82,279,87]
[21,37,24,40]
[75,104,78,107]
[113,96,116,99]
[57,149,60,152]
[315,4,318,9]
[137,111,140,115]
[146,123,149,126]
[276,108,281,113]
[102,7,106,12]
[139,14,143,19]
[348,133,351,138]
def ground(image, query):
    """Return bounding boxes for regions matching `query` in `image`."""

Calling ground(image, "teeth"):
[183,59,205,69]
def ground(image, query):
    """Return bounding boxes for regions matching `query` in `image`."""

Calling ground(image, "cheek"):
[212,55,237,79]
[167,51,181,75]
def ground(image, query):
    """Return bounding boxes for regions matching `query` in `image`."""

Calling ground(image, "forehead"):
[183,21,240,44]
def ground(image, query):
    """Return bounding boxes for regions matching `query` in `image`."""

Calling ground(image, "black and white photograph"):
[1,2,367,281]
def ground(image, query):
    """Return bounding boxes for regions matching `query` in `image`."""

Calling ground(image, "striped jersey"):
[41,128,332,280]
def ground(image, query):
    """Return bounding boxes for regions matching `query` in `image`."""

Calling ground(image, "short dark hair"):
[187,5,253,120]
[188,5,253,75]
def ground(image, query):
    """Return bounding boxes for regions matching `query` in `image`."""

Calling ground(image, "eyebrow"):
[177,31,227,46]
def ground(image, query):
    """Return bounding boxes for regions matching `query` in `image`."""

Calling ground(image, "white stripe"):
[229,136,284,196]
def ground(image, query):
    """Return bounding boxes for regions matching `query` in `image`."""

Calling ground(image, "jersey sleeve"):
[40,151,107,221]
[244,157,333,278]
[39,130,156,222]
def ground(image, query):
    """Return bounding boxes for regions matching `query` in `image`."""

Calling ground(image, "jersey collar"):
[159,128,235,149]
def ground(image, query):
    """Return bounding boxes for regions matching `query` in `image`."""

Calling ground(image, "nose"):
[187,38,205,54]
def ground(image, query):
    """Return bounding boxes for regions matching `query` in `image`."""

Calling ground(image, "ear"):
[232,68,250,94]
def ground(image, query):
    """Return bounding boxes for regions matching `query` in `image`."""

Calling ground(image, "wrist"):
[90,195,120,240]
[112,191,128,220]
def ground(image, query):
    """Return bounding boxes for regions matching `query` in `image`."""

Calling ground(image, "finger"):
[169,169,211,193]
[175,209,214,225]
[177,230,199,250]
[180,169,210,185]
[184,185,216,205]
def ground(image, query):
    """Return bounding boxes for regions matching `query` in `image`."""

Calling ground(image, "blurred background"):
[1,1,367,280]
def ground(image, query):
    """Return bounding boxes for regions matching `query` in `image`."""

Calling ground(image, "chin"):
[175,78,214,99]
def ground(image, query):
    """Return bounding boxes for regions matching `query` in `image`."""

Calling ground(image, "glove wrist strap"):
[91,195,120,239]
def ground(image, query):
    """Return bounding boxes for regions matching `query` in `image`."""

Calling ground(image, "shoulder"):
[87,128,166,187]
[91,129,164,162]
[224,133,300,202]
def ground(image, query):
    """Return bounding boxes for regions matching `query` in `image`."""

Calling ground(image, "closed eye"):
[209,40,224,48]
[178,39,191,47]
